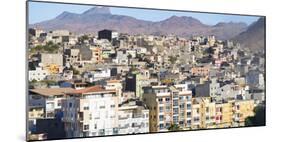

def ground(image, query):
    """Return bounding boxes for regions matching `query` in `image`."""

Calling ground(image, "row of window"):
[83,104,116,110]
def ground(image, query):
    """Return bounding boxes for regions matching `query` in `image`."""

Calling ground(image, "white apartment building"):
[29,88,75,118]
[29,66,49,81]
[62,86,119,137]
[118,100,149,134]
[83,68,111,83]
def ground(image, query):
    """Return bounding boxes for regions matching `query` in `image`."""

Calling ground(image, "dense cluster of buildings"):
[27,28,265,140]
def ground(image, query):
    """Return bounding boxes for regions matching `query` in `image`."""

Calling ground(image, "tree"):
[245,105,265,126]
[30,41,59,53]
[168,124,182,131]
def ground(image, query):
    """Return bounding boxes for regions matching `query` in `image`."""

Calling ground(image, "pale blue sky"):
[28,1,260,25]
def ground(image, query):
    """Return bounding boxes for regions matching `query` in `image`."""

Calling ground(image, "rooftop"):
[30,88,75,97]
[67,85,116,94]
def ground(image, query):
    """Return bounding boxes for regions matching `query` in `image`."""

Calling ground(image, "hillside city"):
[27,27,265,140]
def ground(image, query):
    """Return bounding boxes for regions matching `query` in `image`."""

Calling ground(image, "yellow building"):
[201,97,216,129]
[191,99,202,129]
[143,85,193,132]
[191,97,216,129]
[215,99,255,128]
[233,100,255,127]
[215,100,234,128]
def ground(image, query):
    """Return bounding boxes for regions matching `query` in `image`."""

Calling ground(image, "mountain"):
[30,7,248,40]
[233,17,265,51]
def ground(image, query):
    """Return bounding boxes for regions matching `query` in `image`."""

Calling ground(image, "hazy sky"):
[28,1,260,25]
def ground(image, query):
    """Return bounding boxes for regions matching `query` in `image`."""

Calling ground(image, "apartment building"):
[90,46,103,64]
[215,99,255,128]
[201,97,216,129]
[62,85,119,137]
[29,88,75,118]
[143,84,192,132]
[29,66,49,81]
[232,100,255,127]
[191,66,210,76]
[191,97,216,130]
[118,100,149,134]
[215,101,234,128]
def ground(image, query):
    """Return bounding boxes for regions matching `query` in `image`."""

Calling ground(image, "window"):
[186,96,192,100]
[158,98,163,103]
[179,121,184,125]
[110,104,115,108]
[84,125,89,131]
[173,93,179,98]
[179,96,184,100]
[165,97,170,102]
[84,106,89,110]
[159,106,164,113]
[89,114,92,120]
[166,123,171,128]
[173,100,178,106]
[159,124,164,129]
[194,117,200,122]
[113,128,118,134]
[187,112,191,117]
[69,102,72,108]
[187,104,192,109]
[236,105,240,110]
[180,104,185,109]
[99,106,105,109]
[173,116,178,122]
[166,106,170,111]
[159,115,164,121]
[173,108,179,114]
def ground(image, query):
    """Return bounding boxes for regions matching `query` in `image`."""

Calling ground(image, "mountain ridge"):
[233,17,265,51]
[30,7,249,40]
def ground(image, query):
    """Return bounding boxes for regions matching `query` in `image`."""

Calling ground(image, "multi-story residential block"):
[215,99,255,128]
[191,66,210,76]
[29,66,49,81]
[64,48,80,65]
[125,72,141,98]
[200,97,216,129]
[118,100,149,134]
[191,98,202,129]
[195,78,220,98]
[105,80,123,99]
[215,101,233,128]
[83,68,111,83]
[29,88,75,118]
[232,100,255,127]
[90,46,103,63]
[143,84,192,132]
[62,85,119,137]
